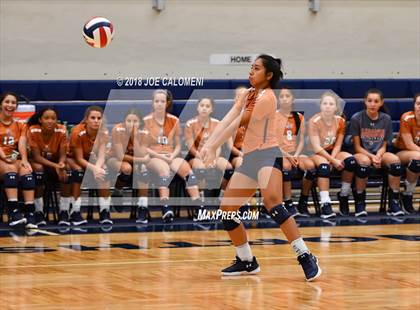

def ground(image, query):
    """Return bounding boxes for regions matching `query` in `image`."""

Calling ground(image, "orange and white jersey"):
[394,111,420,149]
[111,122,149,156]
[69,123,109,160]
[308,113,346,152]
[27,124,67,160]
[184,117,219,153]
[235,88,278,154]
[143,113,181,154]
[276,111,305,154]
[0,121,26,156]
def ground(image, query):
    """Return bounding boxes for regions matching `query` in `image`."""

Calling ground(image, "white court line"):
[0,251,419,269]
[28,229,60,236]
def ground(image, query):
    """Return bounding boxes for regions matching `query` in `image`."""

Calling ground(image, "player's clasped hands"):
[200,145,216,168]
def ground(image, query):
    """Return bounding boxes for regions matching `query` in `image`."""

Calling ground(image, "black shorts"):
[236,147,282,181]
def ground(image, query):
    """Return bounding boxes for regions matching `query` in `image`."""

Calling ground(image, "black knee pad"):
[388,163,403,177]
[20,174,35,190]
[343,156,357,172]
[71,170,85,183]
[408,159,420,173]
[317,163,330,178]
[64,170,72,184]
[4,172,18,188]
[223,169,234,181]
[158,175,171,187]
[304,169,317,181]
[282,169,292,182]
[118,173,132,183]
[222,217,241,231]
[185,173,198,187]
[34,172,44,186]
[356,164,371,178]
[268,204,291,225]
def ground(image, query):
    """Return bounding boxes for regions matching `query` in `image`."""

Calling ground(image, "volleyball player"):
[393,93,420,213]
[26,108,72,226]
[349,89,404,216]
[201,55,321,281]
[0,91,36,228]
[68,106,112,225]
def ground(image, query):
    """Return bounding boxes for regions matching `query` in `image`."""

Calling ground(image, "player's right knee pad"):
[71,170,85,183]
[304,169,317,181]
[3,172,18,188]
[268,204,291,225]
[408,159,420,173]
[222,217,241,231]
[223,169,234,180]
[282,169,292,182]
[158,175,171,187]
[343,156,357,172]
[34,172,44,186]
[356,164,371,178]
[193,168,207,182]
[316,163,330,178]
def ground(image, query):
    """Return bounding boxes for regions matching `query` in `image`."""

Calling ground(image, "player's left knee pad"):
[316,163,330,178]
[343,156,357,172]
[34,172,44,186]
[268,204,291,225]
[282,169,292,182]
[223,169,234,181]
[388,163,403,177]
[222,217,241,231]
[138,170,149,183]
[304,169,317,181]
[356,164,371,178]
[20,174,35,190]
[158,175,171,187]
[185,172,198,187]
[408,159,420,173]
[118,173,132,183]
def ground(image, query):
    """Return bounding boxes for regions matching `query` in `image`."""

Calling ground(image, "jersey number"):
[2,136,14,146]
[157,136,168,145]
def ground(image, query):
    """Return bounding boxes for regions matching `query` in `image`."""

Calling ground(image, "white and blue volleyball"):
[82,17,114,48]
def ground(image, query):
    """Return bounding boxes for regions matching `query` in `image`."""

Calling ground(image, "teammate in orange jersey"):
[26,107,72,226]
[184,97,233,215]
[67,106,112,226]
[393,93,420,213]
[201,55,321,281]
[143,89,203,223]
[0,91,36,228]
[307,92,357,218]
[107,109,150,223]
[276,88,316,217]
[349,89,403,217]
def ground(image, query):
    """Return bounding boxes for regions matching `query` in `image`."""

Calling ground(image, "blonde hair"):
[319,91,343,116]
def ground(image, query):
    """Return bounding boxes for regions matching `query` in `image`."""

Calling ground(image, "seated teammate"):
[276,87,316,217]
[26,107,72,226]
[308,92,356,218]
[0,91,36,228]
[144,89,203,223]
[107,109,150,223]
[67,106,113,225]
[184,97,233,207]
[349,89,404,217]
[393,93,420,213]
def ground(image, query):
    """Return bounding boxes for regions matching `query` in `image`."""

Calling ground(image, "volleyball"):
[82,17,114,48]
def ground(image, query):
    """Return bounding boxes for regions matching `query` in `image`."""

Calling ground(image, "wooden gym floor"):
[0,221,419,309]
